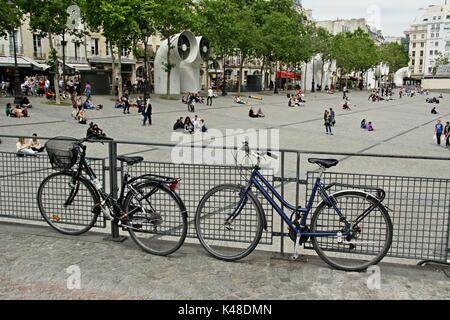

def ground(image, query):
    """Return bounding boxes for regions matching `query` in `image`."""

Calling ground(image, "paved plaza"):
[0,90,449,300]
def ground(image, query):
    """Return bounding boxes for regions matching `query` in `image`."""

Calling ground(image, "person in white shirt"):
[16,137,37,156]
[207,88,214,106]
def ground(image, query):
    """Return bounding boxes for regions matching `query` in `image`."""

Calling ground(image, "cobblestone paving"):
[0,223,448,300]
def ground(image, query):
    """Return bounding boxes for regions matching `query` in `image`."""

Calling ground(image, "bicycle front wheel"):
[123,181,188,256]
[195,184,264,261]
[37,172,100,235]
[311,190,393,272]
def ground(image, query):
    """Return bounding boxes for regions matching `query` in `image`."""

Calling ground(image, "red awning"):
[277,71,301,79]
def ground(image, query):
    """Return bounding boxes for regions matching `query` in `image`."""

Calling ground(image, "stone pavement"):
[0,223,448,300]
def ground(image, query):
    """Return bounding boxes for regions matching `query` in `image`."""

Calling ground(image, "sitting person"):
[431,107,438,114]
[114,97,125,109]
[198,119,208,133]
[83,98,96,110]
[367,122,374,131]
[45,89,56,100]
[439,93,444,99]
[5,103,12,117]
[11,105,23,118]
[184,117,194,134]
[22,96,32,109]
[181,95,188,104]
[28,133,45,152]
[173,117,185,131]
[249,107,259,118]
[235,96,247,105]
[360,119,367,129]
[77,109,87,124]
[257,108,265,118]
[21,105,29,117]
[342,101,352,110]
[16,137,37,156]
[96,104,103,110]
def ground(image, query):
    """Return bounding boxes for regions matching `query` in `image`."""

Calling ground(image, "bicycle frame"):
[233,167,353,238]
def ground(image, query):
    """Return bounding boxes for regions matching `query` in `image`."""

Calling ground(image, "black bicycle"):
[37,136,188,256]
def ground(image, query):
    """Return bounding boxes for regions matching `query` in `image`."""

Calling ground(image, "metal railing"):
[0,134,449,265]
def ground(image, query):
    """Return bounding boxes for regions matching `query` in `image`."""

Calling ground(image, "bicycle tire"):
[37,172,100,235]
[195,184,264,261]
[123,181,188,256]
[311,190,393,272]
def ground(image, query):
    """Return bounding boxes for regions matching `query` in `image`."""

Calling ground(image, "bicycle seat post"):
[318,165,326,179]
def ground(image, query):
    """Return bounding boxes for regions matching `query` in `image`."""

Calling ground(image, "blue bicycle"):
[195,142,393,271]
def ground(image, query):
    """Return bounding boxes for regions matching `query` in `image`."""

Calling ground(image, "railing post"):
[280,151,285,255]
[104,140,127,242]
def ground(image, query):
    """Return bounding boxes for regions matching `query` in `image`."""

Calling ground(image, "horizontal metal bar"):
[274,177,308,184]
[0,134,449,161]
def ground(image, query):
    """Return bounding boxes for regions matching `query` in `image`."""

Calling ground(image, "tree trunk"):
[260,57,266,91]
[238,50,245,94]
[321,54,326,89]
[48,32,61,105]
[117,45,123,98]
[166,37,171,99]
[303,62,308,92]
[110,42,117,95]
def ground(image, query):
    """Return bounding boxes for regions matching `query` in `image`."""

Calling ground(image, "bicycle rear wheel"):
[123,181,188,256]
[37,172,100,235]
[311,190,393,272]
[195,184,264,261]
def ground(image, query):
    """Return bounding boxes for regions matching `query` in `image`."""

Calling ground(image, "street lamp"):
[7,0,23,106]
[142,27,149,100]
[311,57,316,92]
[274,61,279,94]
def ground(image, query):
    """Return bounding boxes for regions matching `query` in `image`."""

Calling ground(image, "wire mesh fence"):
[125,161,274,245]
[305,172,450,263]
[0,152,107,229]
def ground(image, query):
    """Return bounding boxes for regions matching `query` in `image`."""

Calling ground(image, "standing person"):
[330,108,336,127]
[324,110,333,135]
[435,120,444,145]
[444,121,450,148]
[84,81,92,98]
[142,97,152,126]
[207,87,214,106]
[123,95,130,114]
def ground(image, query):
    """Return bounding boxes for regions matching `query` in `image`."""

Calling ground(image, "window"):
[105,41,110,56]
[433,16,437,20]
[429,67,433,72]
[435,50,439,55]
[422,34,425,39]
[413,43,417,48]
[431,33,435,38]
[412,51,416,57]
[121,48,129,57]
[413,35,417,40]
[436,41,439,46]
[421,43,425,47]
[447,15,450,19]
[424,18,429,21]
[33,34,42,55]
[420,51,424,57]
[91,38,99,55]
[430,50,434,55]
[420,59,423,65]
[436,33,440,37]
[74,42,80,60]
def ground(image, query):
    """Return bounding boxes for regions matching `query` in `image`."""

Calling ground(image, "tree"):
[313,27,334,89]
[378,42,409,76]
[432,53,450,76]
[80,0,148,97]
[0,0,22,38]
[152,0,194,98]
[19,0,78,104]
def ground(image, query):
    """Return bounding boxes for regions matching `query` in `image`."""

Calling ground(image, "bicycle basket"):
[45,137,80,170]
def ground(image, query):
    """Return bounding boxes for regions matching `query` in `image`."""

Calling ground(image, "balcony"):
[0,44,24,56]
[33,51,46,61]
[66,56,88,64]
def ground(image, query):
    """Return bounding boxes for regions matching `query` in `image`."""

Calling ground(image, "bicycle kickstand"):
[291,236,300,261]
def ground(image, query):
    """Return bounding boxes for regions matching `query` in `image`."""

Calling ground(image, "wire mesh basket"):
[45,137,80,171]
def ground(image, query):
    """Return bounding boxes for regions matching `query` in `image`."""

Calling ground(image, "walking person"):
[123,95,130,114]
[84,81,92,98]
[444,121,450,148]
[324,110,333,135]
[435,120,444,145]
[330,108,336,127]
[207,87,213,106]
[142,97,152,126]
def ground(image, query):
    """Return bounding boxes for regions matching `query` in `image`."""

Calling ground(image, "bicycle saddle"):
[117,156,144,166]
[308,158,339,169]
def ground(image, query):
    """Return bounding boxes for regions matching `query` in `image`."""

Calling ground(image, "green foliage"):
[378,42,409,74]
[46,48,58,74]
[0,0,22,37]
[432,52,450,76]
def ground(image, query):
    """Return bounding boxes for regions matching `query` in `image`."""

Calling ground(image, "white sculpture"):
[180,36,210,93]
[154,31,198,95]
[394,67,411,87]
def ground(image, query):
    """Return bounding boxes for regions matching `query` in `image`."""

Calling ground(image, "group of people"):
[16,134,45,156]
[182,92,205,112]
[5,102,30,118]
[435,120,450,148]
[360,119,375,131]
[173,115,208,134]
[86,122,109,139]
[287,89,306,107]
[368,88,394,102]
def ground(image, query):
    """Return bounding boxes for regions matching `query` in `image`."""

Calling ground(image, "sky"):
[302,0,443,37]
